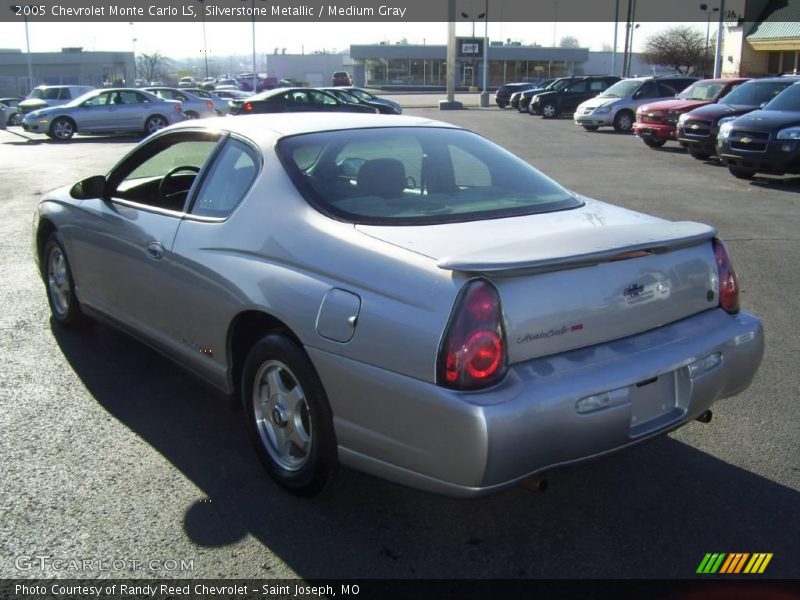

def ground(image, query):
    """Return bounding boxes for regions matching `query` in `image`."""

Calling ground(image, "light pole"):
[611,0,619,77]
[251,0,258,93]
[460,10,485,89]
[195,0,209,79]
[129,22,137,83]
[713,0,726,78]
[700,3,719,77]
[11,6,34,95]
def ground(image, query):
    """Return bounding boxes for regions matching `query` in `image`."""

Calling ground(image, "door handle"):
[145,241,164,260]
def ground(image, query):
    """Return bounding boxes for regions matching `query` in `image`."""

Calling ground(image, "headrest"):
[357,158,406,198]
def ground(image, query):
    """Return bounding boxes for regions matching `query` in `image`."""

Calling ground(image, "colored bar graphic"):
[701,552,773,575]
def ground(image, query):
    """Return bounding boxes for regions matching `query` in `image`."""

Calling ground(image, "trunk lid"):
[356,198,719,363]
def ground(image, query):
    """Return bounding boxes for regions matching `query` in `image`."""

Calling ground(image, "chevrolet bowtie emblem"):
[740,137,752,144]
[690,124,700,129]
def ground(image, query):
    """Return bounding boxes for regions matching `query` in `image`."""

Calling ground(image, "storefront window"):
[387,59,410,85]
[365,59,387,86]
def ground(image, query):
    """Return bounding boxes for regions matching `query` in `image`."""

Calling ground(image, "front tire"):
[541,103,558,119]
[729,166,755,180]
[582,125,600,131]
[43,233,86,327]
[242,334,340,496]
[48,117,75,140]
[643,137,667,148]
[184,111,199,120]
[688,148,712,161]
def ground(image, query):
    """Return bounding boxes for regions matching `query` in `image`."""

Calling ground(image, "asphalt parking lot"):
[1,109,798,580]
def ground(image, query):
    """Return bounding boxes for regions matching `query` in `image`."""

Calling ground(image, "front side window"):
[278,127,581,225]
[310,90,338,106]
[108,133,221,211]
[83,93,110,107]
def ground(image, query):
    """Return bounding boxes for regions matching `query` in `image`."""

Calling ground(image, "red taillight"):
[438,280,507,390]
[243,102,253,112]
[206,101,214,110]
[713,237,740,314]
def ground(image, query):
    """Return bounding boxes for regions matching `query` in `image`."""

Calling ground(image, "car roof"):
[166,113,457,147]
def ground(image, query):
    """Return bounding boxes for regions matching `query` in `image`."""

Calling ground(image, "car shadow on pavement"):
[749,176,800,192]
[2,133,142,146]
[52,320,800,579]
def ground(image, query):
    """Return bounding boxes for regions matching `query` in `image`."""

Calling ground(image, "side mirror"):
[70,175,107,199]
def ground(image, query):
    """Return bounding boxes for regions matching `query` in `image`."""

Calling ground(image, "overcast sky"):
[0,20,708,58]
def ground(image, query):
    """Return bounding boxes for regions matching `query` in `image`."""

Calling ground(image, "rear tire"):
[143,115,168,136]
[184,111,199,119]
[729,166,755,180]
[643,138,667,148]
[42,233,87,328]
[613,110,634,132]
[242,334,341,496]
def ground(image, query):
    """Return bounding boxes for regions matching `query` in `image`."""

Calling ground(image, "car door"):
[74,91,114,131]
[68,130,223,350]
[560,79,589,112]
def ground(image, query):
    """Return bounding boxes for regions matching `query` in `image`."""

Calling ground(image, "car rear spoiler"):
[437,221,716,276]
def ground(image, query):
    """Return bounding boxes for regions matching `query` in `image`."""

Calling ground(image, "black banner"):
[2,0,763,23]
[3,579,800,600]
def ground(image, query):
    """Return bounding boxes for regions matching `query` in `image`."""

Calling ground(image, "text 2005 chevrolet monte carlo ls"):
[33,114,764,497]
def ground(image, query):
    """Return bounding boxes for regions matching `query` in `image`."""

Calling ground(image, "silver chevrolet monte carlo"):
[33,114,764,497]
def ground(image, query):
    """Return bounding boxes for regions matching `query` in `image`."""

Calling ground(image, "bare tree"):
[137,52,173,83]
[642,25,708,75]
[601,42,614,52]
[559,36,580,48]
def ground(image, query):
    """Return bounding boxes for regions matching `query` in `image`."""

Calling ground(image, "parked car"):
[518,77,581,113]
[320,87,398,114]
[633,78,748,148]
[717,80,800,179]
[144,86,218,118]
[212,89,253,102]
[18,85,95,116]
[574,76,698,132]
[228,87,377,115]
[530,76,621,118]
[33,113,763,497]
[332,71,352,86]
[0,97,22,126]
[178,77,196,88]
[495,82,538,109]
[339,87,402,114]
[182,88,233,115]
[677,76,800,160]
[21,88,183,140]
[215,79,241,91]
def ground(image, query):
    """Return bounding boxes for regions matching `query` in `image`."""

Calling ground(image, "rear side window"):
[277,127,581,225]
[59,88,71,100]
[191,139,259,218]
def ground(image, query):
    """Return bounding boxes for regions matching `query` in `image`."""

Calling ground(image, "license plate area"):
[629,370,684,437]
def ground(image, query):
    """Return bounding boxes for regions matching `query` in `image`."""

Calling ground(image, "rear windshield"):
[277,127,581,225]
[723,80,794,106]
[762,83,800,112]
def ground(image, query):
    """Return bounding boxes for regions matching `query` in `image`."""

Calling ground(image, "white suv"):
[18,85,95,116]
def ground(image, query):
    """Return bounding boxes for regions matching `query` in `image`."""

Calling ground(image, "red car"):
[633,78,749,148]
[331,71,352,86]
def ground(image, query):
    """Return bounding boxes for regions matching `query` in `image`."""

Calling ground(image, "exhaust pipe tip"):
[696,409,713,424]
[521,476,549,493]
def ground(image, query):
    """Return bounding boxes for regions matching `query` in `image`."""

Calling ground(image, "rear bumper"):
[633,122,677,140]
[309,309,764,497]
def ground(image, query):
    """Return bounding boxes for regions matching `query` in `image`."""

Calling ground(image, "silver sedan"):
[33,114,764,497]
[22,88,184,140]
[144,87,219,119]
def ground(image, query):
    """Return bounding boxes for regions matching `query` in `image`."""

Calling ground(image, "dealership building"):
[266,44,658,89]
[0,48,135,97]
